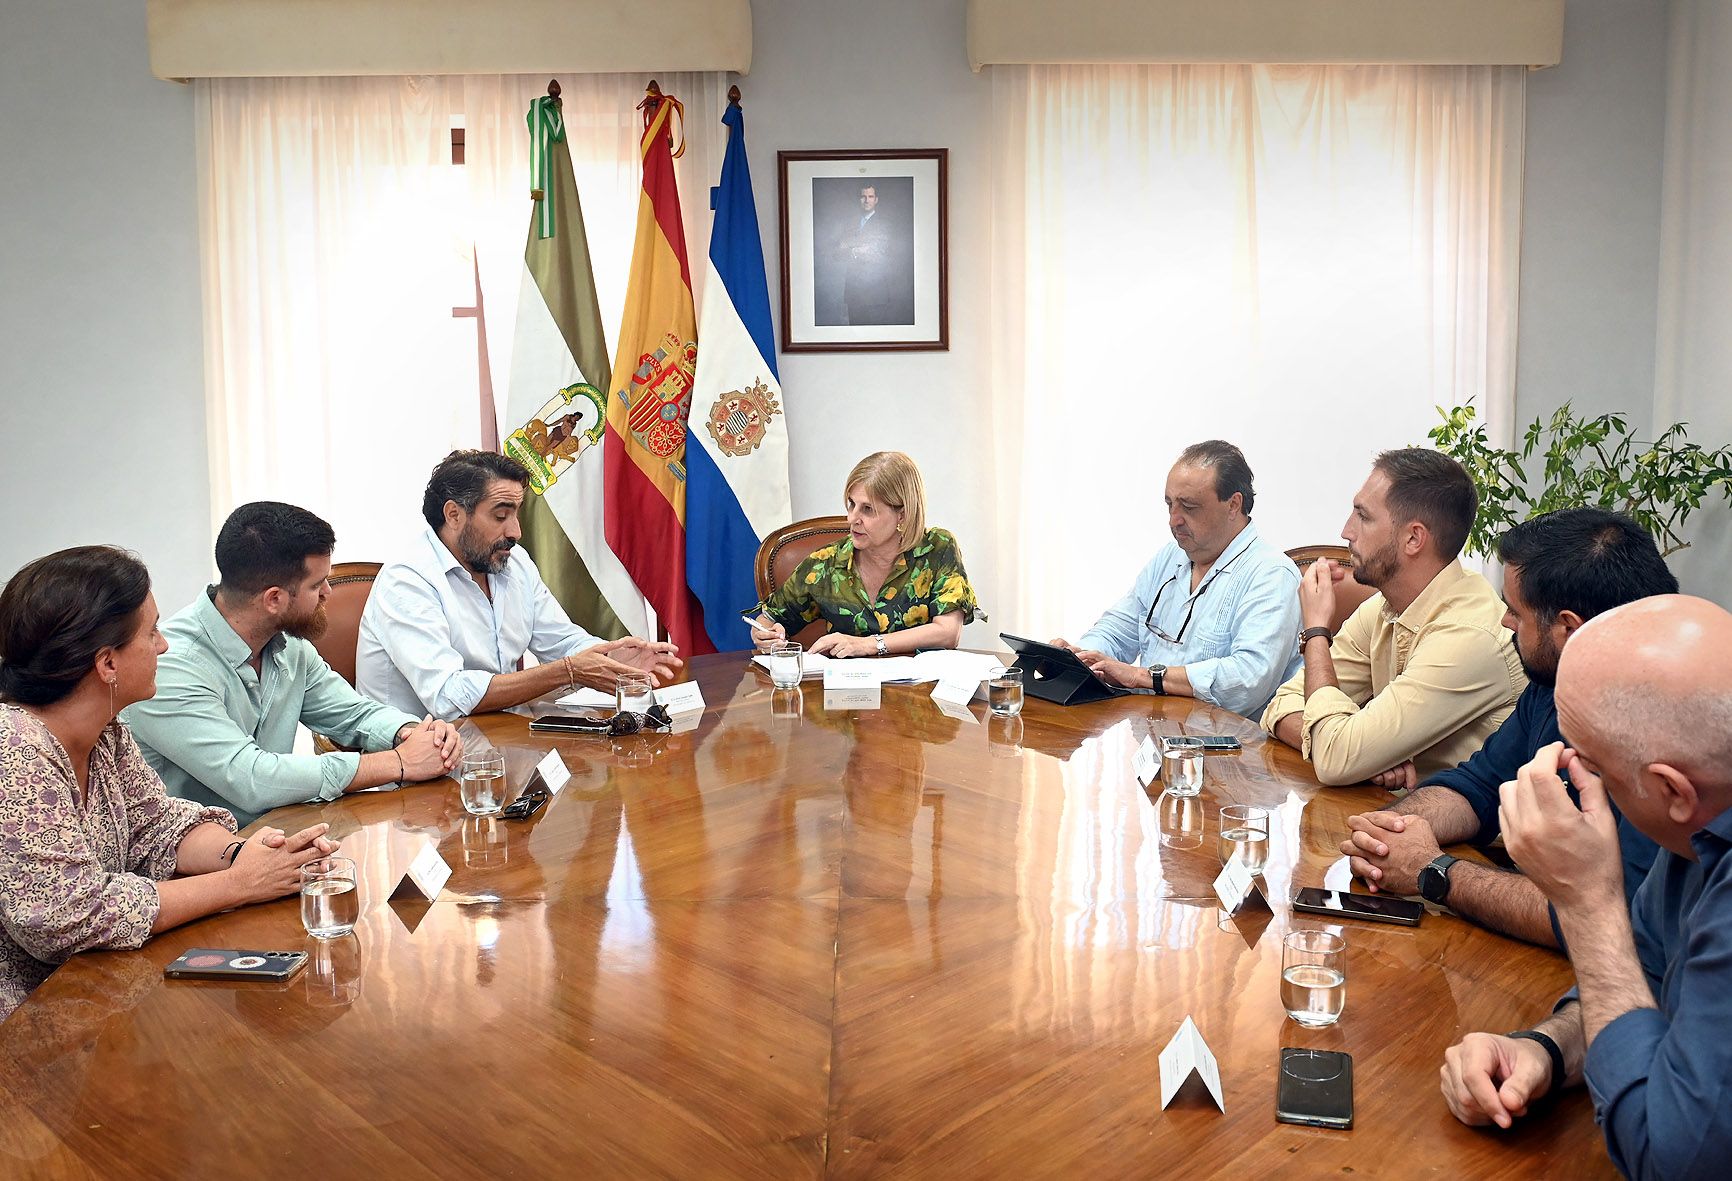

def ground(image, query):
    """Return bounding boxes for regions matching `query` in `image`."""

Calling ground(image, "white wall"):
[4,0,1716,622]
[0,1,212,612]
[1516,0,1670,431]
[1653,0,1732,602]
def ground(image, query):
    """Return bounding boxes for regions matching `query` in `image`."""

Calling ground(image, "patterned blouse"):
[0,705,234,1019]
[761,527,983,637]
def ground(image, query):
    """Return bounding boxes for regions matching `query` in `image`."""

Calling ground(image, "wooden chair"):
[310,561,381,755]
[1285,545,1377,635]
[753,516,850,648]
[313,561,382,687]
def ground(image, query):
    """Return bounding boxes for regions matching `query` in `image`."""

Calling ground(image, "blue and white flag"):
[686,99,791,651]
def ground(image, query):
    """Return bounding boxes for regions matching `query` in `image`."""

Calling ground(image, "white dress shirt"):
[356,527,603,719]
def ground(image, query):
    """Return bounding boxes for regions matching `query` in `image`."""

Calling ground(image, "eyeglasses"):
[1144,552,1244,645]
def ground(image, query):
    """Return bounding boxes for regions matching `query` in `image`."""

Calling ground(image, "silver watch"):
[874,634,889,656]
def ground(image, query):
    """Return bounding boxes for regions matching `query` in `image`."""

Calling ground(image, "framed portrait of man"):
[777,149,948,352]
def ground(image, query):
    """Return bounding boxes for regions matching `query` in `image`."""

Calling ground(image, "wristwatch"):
[1149,664,1167,695]
[874,634,889,657]
[1418,853,1460,905]
[1299,626,1333,649]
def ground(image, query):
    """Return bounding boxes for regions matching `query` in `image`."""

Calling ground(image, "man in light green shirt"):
[126,502,462,827]
[1262,448,1525,786]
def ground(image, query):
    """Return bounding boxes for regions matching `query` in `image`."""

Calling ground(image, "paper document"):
[751,649,1004,687]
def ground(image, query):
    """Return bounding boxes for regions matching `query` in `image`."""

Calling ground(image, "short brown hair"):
[843,451,927,555]
[1372,448,1477,560]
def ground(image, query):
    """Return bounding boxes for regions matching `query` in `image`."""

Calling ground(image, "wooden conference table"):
[0,652,1613,1179]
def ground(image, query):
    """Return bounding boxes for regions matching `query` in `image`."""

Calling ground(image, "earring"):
[106,677,117,720]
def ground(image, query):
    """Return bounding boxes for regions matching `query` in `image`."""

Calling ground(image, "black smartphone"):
[529,713,611,734]
[1291,886,1424,927]
[165,949,309,982]
[1160,735,1242,753]
[1276,1047,1354,1129]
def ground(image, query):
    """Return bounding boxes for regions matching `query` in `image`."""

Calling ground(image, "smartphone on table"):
[1290,886,1424,927]
[165,949,308,981]
[1276,1047,1354,1129]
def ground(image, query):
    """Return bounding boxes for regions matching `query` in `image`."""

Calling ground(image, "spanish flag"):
[604,82,714,654]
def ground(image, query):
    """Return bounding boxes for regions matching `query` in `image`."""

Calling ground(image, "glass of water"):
[1218,803,1271,873]
[300,856,359,940]
[459,751,507,816]
[616,672,655,714]
[988,666,1024,716]
[1281,929,1347,1027]
[766,642,804,690]
[1161,737,1206,798]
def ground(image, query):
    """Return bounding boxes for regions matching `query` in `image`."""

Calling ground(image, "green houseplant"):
[1428,401,1732,559]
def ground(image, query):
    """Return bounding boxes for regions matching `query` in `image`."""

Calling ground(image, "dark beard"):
[460,528,515,575]
[284,603,329,641]
[1515,636,1558,688]
[1351,540,1400,590]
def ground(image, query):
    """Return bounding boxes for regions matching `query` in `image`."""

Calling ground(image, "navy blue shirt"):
[1420,683,1659,904]
[1575,806,1732,1180]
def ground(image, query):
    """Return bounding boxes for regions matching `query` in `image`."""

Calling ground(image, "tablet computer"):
[998,633,1128,706]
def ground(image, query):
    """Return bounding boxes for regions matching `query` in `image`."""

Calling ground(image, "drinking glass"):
[1161,737,1206,798]
[766,642,804,690]
[1217,803,1271,873]
[300,856,359,940]
[616,672,655,715]
[459,751,507,816]
[987,666,1024,717]
[1281,929,1347,1027]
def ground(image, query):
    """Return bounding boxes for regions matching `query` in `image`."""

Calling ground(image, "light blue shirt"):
[1077,522,1302,718]
[124,589,420,828]
[356,527,603,720]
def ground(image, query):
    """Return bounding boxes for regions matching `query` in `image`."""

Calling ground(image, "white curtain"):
[194,72,725,562]
[988,65,1525,640]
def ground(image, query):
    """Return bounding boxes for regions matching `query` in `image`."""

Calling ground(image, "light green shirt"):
[124,588,420,827]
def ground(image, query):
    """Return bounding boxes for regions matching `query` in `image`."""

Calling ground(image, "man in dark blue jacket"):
[1339,508,1676,946]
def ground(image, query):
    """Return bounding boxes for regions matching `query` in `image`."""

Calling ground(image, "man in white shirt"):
[356,450,681,720]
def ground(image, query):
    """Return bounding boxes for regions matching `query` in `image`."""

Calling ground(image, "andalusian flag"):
[504,89,646,639]
[604,82,713,654]
[686,94,791,652]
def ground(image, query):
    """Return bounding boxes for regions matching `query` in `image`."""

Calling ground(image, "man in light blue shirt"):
[126,502,464,827]
[1051,441,1301,719]
[356,450,681,720]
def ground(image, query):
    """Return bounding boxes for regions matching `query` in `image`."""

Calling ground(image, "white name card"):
[534,749,570,795]
[930,678,981,708]
[823,663,877,689]
[823,686,882,711]
[1133,736,1161,787]
[1212,856,1271,916]
[930,694,980,724]
[390,839,452,902]
[655,681,706,717]
[1159,1016,1225,1112]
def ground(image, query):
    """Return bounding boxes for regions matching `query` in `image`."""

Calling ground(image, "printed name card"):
[534,749,570,795]
[655,681,706,717]
[929,690,980,724]
[1133,736,1161,787]
[1159,1016,1226,1112]
[1212,856,1271,916]
[823,663,878,689]
[823,686,882,711]
[930,678,982,708]
[390,839,452,902]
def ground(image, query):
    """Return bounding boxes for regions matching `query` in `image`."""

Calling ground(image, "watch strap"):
[1506,1029,1564,1091]
[1299,626,1333,648]
[1148,665,1166,695]
[1419,852,1460,904]
[874,634,889,657]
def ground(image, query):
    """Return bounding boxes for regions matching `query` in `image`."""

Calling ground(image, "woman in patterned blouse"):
[751,451,982,658]
[0,546,340,1018]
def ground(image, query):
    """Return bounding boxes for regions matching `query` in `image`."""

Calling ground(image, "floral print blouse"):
[760,527,983,637]
[0,705,234,1019]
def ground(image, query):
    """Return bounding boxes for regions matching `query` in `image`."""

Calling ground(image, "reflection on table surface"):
[0,652,1613,1179]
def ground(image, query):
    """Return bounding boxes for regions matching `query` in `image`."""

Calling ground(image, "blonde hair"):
[844,451,926,555]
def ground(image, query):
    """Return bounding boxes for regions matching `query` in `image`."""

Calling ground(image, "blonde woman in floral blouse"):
[0,546,339,1019]
[751,451,982,657]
